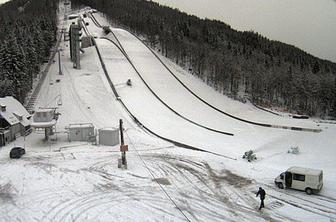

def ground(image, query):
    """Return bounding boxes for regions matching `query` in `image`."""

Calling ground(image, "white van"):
[274,166,323,195]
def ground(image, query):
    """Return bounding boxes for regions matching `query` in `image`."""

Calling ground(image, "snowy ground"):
[0,5,335,222]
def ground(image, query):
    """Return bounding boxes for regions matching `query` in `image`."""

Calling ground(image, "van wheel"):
[305,188,313,195]
[277,183,284,189]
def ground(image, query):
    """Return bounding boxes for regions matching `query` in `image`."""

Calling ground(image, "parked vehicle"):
[274,166,323,195]
[9,147,26,159]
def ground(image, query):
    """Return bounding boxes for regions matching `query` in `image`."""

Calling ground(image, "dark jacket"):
[256,188,266,200]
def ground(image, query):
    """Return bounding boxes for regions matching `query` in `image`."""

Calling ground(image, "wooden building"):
[0,96,31,146]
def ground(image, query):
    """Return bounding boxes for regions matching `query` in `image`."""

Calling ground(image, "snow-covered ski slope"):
[85,14,334,151]
[85,11,336,189]
[0,5,336,221]
[111,28,321,130]
[87,8,336,196]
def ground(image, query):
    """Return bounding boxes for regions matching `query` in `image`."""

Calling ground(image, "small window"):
[280,173,284,180]
[293,173,305,181]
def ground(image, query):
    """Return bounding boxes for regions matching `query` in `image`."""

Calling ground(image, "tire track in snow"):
[260,183,336,220]
[0,189,72,222]
[143,154,279,221]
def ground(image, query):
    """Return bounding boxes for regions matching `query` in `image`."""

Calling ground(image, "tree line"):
[72,0,336,118]
[0,0,58,103]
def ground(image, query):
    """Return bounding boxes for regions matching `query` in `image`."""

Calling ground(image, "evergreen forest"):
[0,0,58,103]
[73,0,336,118]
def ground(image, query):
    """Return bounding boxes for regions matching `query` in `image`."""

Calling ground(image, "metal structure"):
[31,107,59,141]
[69,22,81,69]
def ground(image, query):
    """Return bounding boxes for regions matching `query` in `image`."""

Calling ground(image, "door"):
[0,133,4,146]
[285,172,292,188]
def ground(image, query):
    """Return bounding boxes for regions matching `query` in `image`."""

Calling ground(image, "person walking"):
[256,187,266,210]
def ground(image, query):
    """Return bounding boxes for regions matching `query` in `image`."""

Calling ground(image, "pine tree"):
[312,61,320,74]
[0,33,28,101]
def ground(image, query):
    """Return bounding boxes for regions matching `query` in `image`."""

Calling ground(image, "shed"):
[68,123,95,142]
[98,127,119,146]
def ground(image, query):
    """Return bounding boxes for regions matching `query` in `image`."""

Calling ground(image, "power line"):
[124,129,191,222]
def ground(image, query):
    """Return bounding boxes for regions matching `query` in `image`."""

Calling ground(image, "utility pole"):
[57,49,62,75]
[50,46,63,75]
[118,119,128,169]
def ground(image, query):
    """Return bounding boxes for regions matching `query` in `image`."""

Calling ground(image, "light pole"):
[50,47,63,75]
[57,49,62,75]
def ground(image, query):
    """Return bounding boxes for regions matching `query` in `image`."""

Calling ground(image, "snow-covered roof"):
[32,108,56,125]
[31,119,57,128]
[0,96,31,127]
[99,127,118,132]
[35,108,55,112]
[68,123,94,129]
[287,166,323,176]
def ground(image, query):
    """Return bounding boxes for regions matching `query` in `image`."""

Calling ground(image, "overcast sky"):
[153,0,336,63]
[0,0,10,4]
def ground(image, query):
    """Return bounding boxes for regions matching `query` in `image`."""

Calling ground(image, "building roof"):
[35,108,55,113]
[68,123,94,129]
[31,119,57,128]
[99,127,118,132]
[0,96,31,127]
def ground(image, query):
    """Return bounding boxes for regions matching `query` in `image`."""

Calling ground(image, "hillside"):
[72,0,336,118]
